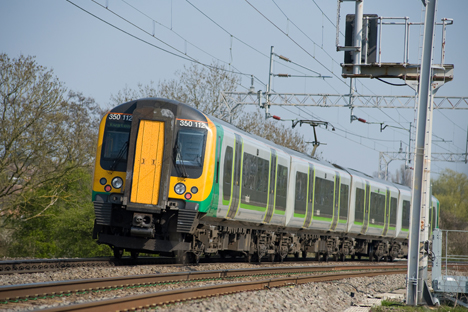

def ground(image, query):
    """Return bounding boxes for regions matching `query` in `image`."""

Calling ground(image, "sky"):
[1,0,467,179]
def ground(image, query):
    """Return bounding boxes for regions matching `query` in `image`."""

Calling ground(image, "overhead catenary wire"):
[184,0,309,80]
[71,0,462,159]
[250,0,412,137]
[67,0,258,85]
[117,0,267,87]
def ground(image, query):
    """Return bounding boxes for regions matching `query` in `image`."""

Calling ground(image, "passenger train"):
[92,98,439,263]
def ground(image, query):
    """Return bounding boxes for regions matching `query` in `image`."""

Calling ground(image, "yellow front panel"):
[131,120,164,205]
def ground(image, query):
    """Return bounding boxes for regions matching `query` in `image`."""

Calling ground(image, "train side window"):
[390,197,397,227]
[223,146,233,201]
[314,177,334,217]
[370,192,386,225]
[242,153,256,190]
[257,157,269,193]
[429,206,433,231]
[294,171,307,216]
[354,188,365,223]
[275,165,288,212]
[241,152,269,207]
[402,200,410,230]
[339,184,349,220]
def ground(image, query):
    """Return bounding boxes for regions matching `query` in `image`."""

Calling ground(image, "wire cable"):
[67,1,255,80]
[185,0,308,80]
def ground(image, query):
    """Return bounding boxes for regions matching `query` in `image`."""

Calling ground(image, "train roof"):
[207,113,339,171]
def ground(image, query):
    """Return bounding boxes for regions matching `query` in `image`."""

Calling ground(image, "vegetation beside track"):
[372,299,468,311]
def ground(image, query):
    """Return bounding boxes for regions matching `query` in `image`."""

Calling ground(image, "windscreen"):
[100,114,131,172]
[172,127,207,179]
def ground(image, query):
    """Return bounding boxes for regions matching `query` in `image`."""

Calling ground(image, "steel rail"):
[0,257,178,275]
[38,269,407,312]
[0,264,405,301]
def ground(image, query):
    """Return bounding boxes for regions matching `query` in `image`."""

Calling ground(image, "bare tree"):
[111,62,310,154]
[235,108,309,154]
[391,164,412,187]
[111,62,243,121]
[0,54,103,221]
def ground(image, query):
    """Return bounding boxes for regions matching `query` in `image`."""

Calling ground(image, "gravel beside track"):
[0,261,406,311]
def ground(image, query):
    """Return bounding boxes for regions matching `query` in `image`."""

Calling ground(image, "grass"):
[371,299,468,311]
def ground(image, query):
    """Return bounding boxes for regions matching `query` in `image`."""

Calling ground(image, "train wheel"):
[302,251,308,259]
[269,254,275,263]
[175,250,189,265]
[315,253,321,262]
[387,256,394,262]
[130,251,139,260]
[113,248,123,260]
[324,253,329,262]
[369,251,375,262]
[351,255,356,261]
[246,253,252,263]
[294,252,300,259]
[341,254,346,262]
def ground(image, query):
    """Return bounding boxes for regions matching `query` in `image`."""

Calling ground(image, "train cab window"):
[339,184,349,220]
[314,177,334,218]
[172,128,207,179]
[294,171,307,216]
[223,146,233,201]
[354,188,365,223]
[100,118,131,172]
[275,165,288,212]
[402,200,411,230]
[390,197,397,228]
[370,192,385,225]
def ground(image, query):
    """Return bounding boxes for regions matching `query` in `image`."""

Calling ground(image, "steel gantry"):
[219,91,468,112]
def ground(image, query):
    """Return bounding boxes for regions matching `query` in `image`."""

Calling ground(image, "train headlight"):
[174,183,186,195]
[111,177,123,189]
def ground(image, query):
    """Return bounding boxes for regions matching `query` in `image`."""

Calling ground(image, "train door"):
[330,171,341,231]
[303,163,315,228]
[382,188,390,236]
[130,120,165,205]
[360,181,371,234]
[263,149,277,223]
[226,134,243,219]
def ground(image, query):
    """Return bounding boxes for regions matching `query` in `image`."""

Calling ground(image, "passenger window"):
[402,200,411,229]
[275,165,288,212]
[390,197,397,227]
[294,171,307,215]
[370,192,386,225]
[223,146,233,201]
[241,152,269,207]
[314,177,334,217]
[354,188,365,223]
[339,184,349,220]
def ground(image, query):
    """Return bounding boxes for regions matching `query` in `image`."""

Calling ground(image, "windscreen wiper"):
[173,143,189,178]
[109,141,128,172]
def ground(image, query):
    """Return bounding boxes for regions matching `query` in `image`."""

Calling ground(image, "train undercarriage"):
[93,204,408,264]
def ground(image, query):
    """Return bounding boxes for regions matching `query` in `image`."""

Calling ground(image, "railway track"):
[0,257,178,275]
[0,264,407,311]
[0,264,405,305]
[0,256,374,275]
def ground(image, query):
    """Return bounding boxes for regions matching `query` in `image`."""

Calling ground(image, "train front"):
[91,98,217,259]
